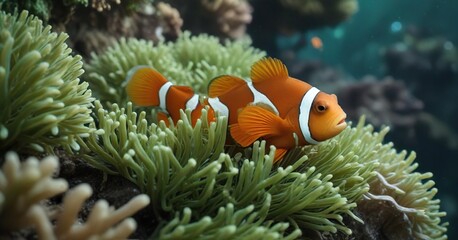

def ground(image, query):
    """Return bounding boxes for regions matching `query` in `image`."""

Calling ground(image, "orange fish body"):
[126,58,347,161]
[125,66,210,125]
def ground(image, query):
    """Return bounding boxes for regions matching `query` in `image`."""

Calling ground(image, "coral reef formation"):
[0,152,150,239]
[169,0,253,39]
[65,1,181,57]
[84,32,265,106]
[156,2,183,39]
[384,27,458,92]
[336,75,458,149]
[383,28,458,134]
[278,0,358,29]
[0,10,93,153]
[2,0,250,57]
[337,76,423,133]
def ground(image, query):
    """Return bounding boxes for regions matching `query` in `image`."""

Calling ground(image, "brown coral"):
[156,2,183,40]
[280,0,358,26]
[53,1,183,57]
[337,76,423,131]
[208,0,252,39]
[91,0,123,12]
[169,0,252,39]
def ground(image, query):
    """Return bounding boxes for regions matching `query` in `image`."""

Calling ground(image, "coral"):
[65,1,164,57]
[201,0,253,39]
[279,0,358,28]
[0,10,93,153]
[92,0,122,12]
[335,76,431,148]
[0,152,150,239]
[383,28,458,134]
[337,76,423,131]
[0,152,67,234]
[384,27,458,91]
[84,32,265,106]
[4,0,173,57]
[156,2,183,40]
[168,0,252,39]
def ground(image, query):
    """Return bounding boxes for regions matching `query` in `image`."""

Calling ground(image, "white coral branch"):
[0,152,150,240]
[0,152,68,231]
[56,184,150,240]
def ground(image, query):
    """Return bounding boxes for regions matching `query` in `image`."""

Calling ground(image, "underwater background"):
[0,0,456,239]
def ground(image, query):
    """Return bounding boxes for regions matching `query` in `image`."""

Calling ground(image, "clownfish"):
[125,58,347,162]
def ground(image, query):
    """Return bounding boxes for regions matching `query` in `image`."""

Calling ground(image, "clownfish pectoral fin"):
[251,58,289,83]
[229,124,259,147]
[125,66,169,106]
[273,148,288,163]
[208,75,246,98]
[230,104,292,147]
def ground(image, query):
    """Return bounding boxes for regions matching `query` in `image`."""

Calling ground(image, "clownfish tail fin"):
[125,66,169,106]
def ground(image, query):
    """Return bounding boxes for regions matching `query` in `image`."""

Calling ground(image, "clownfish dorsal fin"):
[251,57,289,83]
[230,104,291,147]
[208,75,246,98]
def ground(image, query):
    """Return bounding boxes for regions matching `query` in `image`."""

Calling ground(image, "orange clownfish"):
[125,58,347,162]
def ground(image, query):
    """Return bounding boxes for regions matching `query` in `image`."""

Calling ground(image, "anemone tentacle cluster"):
[0,10,93,153]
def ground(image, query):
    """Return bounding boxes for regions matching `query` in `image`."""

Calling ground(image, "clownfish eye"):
[316,104,327,112]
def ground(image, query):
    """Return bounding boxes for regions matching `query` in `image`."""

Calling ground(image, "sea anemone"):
[0,10,93,153]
